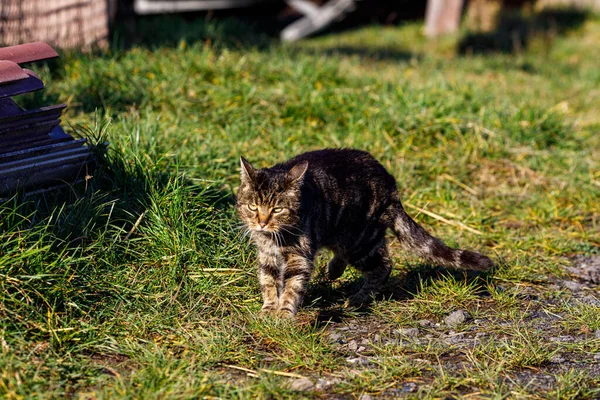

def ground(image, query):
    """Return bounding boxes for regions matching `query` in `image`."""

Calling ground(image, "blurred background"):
[1,0,599,50]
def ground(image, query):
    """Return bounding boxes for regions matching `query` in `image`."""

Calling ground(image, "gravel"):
[567,255,600,284]
[563,280,584,291]
[445,310,470,327]
[394,327,420,337]
[289,377,315,392]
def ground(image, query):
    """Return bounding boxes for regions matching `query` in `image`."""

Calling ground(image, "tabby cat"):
[237,149,493,318]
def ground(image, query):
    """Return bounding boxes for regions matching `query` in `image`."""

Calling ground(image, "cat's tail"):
[388,200,494,272]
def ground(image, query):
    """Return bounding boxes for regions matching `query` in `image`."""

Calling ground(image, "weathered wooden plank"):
[0,98,24,117]
[0,119,60,140]
[0,103,66,124]
[48,125,71,140]
[425,0,465,37]
[0,72,44,98]
[0,156,90,194]
[0,136,72,153]
[0,125,71,149]
[281,0,358,42]
[134,0,271,13]
[0,40,93,197]
[0,146,89,172]
[0,138,86,163]
[0,114,61,133]
[0,42,59,64]
[0,60,30,84]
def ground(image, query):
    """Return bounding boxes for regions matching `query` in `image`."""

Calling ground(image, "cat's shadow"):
[305,264,495,326]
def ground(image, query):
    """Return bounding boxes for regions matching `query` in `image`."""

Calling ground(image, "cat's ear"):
[288,161,308,183]
[240,157,257,182]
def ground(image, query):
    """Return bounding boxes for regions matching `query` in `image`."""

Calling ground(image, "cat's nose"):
[259,221,267,228]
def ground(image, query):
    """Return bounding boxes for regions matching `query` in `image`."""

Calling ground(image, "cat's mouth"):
[250,224,277,233]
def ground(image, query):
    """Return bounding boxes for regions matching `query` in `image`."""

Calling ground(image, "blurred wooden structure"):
[0,0,110,49]
[425,0,464,37]
[134,0,275,13]
[538,0,600,9]
[280,0,359,41]
[0,42,92,196]
[134,0,360,41]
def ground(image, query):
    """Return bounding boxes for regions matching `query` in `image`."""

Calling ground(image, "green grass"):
[2,10,600,398]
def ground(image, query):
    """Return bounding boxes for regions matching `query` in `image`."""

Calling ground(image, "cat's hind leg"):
[347,242,392,308]
[327,254,347,280]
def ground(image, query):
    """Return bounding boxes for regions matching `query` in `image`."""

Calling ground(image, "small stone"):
[395,328,419,337]
[412,358,431,364]
[348,340,358,351]
[564,281,583,291]
[418,319,432,327]
[550,355,566,364]
[360,338,369,345]
[443,332,465,344]
[315,378,332,390]
[582,296,600,306]
[289,378,314,392]
[357,346,366,352]
[329,332,342,342]
[549,335,577,343]
[595,329,600,339]
[359,394,374,400]
[346,357,370,366]
[445,310,469,327]
[373,334,381,343]
[594,353,600,360]
[568,256,600,284]
[402,382,418,392]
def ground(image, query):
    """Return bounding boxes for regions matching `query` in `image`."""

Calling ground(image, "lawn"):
[1,9,599,399]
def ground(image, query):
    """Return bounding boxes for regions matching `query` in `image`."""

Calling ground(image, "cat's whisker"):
[270,231,280,248]
[239,227,252,241]
[279,226,301,238]
[282,224,303,233]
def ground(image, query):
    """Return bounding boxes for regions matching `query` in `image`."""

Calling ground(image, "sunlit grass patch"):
[1,11,599,399]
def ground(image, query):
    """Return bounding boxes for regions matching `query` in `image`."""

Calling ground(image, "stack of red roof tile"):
[0,42,91,196]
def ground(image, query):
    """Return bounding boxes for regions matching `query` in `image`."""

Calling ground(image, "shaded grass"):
[1,11,600,398]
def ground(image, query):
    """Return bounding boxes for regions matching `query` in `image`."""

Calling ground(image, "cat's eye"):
[247,204,257,211]
[272,207,284,213]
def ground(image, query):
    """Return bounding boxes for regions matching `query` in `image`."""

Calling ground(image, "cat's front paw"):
[259,305,278,317]
[276,307,296,319]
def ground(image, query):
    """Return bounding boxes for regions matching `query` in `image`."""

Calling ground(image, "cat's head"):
[237,157,308,233]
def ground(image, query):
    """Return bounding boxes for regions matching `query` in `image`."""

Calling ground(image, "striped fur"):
[237,149,493,318]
